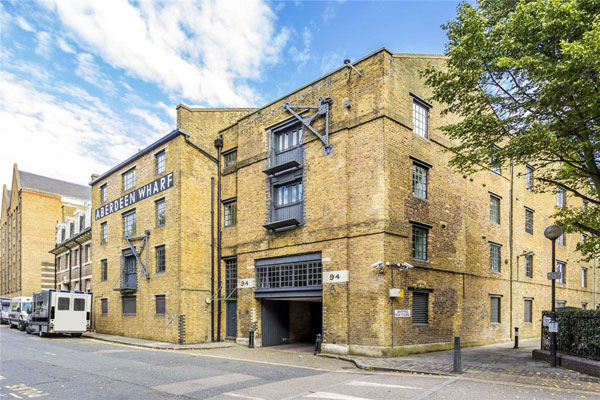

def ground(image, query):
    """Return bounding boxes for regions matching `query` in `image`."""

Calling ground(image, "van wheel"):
[39,329,45,338]
[71,333,82,338]
[9,322,15,329]
[26,325,32,334]
[18,322,25,331]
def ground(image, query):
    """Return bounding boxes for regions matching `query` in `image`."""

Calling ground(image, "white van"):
[28,290,92,337]
[8,296,32,331]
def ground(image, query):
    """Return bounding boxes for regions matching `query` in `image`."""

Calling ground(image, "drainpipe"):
[214,135,223,342]
[68,248,72,291]
[54,254,57,290]
[211,177,215,342]
[509,159,514,339]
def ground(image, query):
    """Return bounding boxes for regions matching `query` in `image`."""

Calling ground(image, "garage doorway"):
[261,299,322,347]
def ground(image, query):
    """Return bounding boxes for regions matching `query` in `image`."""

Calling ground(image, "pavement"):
[2,326,600,399]
[83,332,235,350]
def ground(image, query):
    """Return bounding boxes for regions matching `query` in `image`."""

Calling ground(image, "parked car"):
[28,290,92,337]
[1,298,11,324]
[8,296,32,331]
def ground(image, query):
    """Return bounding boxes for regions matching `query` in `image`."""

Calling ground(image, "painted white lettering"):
[100,207,104,218]
[109,203,114,214]
[167,173,173,188]
[137,187,146,199]
[160,177,166,191]
[119,197,124,209]
[124,195,129,207]
[153,182,159,194]
[95,210,100,220]
[129,193,135,204]
[113,200,119,213]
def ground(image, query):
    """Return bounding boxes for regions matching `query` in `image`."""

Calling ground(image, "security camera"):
[370,261,383,269]
[401,262,414,269]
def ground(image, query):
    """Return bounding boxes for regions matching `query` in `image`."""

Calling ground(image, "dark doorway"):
[261,299,322,347]
[262,300,290,346]
[226,300,237,338]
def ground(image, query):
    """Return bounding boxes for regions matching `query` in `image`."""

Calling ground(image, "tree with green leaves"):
[422,0,600,259]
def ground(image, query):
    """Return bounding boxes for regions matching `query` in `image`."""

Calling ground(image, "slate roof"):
[19,170,90,200]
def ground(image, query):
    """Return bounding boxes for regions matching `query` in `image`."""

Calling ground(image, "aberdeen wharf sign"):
[95,172,174,220]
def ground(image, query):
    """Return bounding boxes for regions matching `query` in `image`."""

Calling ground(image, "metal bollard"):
[314,333,322,355]
[249,330,255,348]
[453,336,462,373]
[513,327,519,349]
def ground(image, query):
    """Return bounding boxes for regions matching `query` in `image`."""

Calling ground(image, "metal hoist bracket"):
[125,230,151,281]
[283,96,334,155]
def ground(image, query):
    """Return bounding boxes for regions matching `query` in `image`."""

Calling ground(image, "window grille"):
[412,225,428,261]
[490,243,501,273]
[100,184,107,203]
[412,292,429,325]
[490,195,500,225]
[525,255,533,278]
[556,300,566,308]
[156,199,165,227]
[256,261,322,289]
[225,258,237,299]
[122,296,136,315]
[490,296,501,323]
[582,267,587,288]
[122,168,136,192]
[557,261,566,284]
[412,100,428,138]
[156,245,165,273]
[224,201,236,227]
[123,210,136,238]
[155,295,165,315]
[525,208,534,234]
[557,187,565,208]
[101,259,107,281]
[101,222,107,243]
[525,166,533,190]
[524,299,532,323]
[490,146,501,175]
[156,151,166,174]
[557,233,565,246]
[223,150,237,168]
[412,163,428,199]
[101,298,108,314]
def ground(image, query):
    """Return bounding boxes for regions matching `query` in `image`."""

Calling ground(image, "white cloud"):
[16,17,35,32]
[45,0,290,107]
[0,71,145,186]
[320,52,343,74]
[34,31,52,56]
[288,27,312,67]
[75,52,116,93]
[57,37,76,54]
[128,107,171,137]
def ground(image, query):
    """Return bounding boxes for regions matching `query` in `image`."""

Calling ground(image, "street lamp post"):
[544,225,563,368]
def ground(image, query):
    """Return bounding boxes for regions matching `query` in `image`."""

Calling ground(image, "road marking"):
[347,381,422,389]
[43,352,56,356]
[305,393,371,400]
[225,393,266,400]
[409,377,458,400]
[152,373,258,395]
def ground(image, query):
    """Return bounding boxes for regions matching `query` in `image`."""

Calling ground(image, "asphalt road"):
[1,326,599,400]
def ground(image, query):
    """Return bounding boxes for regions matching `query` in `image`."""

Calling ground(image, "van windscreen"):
[22,302,32,313]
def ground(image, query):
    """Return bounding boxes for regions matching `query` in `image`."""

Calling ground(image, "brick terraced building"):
[1,164,90,298]
[91,48,598,354]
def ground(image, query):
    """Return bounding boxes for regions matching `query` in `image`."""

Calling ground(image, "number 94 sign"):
[323,270,348,283]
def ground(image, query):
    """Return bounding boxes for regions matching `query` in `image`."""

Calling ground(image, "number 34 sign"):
[323,270,349,283]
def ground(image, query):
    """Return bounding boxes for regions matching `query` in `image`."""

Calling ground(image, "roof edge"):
[177,104,256,112]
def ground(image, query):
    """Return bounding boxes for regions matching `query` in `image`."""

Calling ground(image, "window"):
[101,222,107,243]
[525,254,533,278]
[156,199,165,227]
[490,145,501,175]
[60,227,66,243]
[79,215,85,231]
[58,297,70,311]
[556,300,566,308]
[490,195,500,225]
[490,296,501,323]
[557,187,565,208]
[525,208,534,234]
[156,150,165,174]
[557,261,566,284]
[524,299,532,324]
[276,181,303,206]
[583,200,588,212]
[276,126,301,152]
[100,184,107,203]
[123,210,136,238]
[582,267,587,288]
[101,259,107,281]
[412,291,429,325]
[225,258,237,300]
[525,166,533,190]
[412,98,429,138]
[101,298,108,314]
[155,295,165,315]
[122,296,136,315]
[69,222,74,237]
[490,243,502,273]
[557,233,565,246]
[122,168,136,192]
[412,161,428,199]
[412,225,428,261]
[223,149,237,168]
[224,200,236,227]
[156,245,165,273]
[74,298,85,311]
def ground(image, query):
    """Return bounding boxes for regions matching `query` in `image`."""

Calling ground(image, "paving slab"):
[84,332,234,350]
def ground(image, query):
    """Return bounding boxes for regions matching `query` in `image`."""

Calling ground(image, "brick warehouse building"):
[1,164,91,298]
[91,48,598,354]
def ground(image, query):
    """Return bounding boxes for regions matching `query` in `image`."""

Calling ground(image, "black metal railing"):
[541,309,600,360]
[256,261,322,290]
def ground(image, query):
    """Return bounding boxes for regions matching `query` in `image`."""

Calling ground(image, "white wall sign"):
[394,309,411,318]
[238,278,255,289]
[323,270,348,283]
[542,315,551,327]
[549,321,559,333]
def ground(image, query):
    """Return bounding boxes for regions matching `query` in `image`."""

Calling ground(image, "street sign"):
[542,315,551,327]
[549,321,559,333]
[389,288,404,298]
[547,272,562,280]
[394,309,410,318]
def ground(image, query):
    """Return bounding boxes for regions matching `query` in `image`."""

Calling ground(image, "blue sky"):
[0,0,461,187]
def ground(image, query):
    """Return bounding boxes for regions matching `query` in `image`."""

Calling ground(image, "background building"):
[49,202,92,292]
[1,164,90,298]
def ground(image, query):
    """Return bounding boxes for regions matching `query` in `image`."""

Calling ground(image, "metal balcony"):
[263,147,303,175]
[263,203,302,231]
[120,272,137,293]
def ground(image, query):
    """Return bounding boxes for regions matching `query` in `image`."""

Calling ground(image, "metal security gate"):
[262,300,290,346]
[226,301,237,338]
